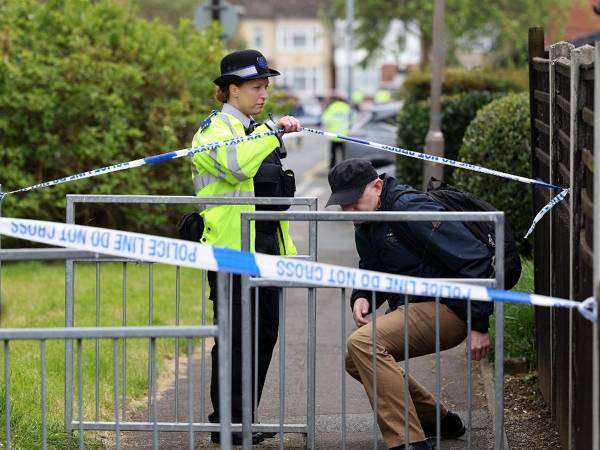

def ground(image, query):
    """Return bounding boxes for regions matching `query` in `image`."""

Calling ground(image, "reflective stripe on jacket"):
[191,111,297,255]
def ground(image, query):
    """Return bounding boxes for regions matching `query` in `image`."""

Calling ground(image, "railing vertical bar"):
[41,340,47,450]
[175,265,181,423]
[95,262,100,422]
[200,270,207,419]
[113,338,121,450]
[279,289,286,450]
[435,295,441,450]
[151,337,158,450]
[4,340,10,450]
[121,262,127,421]
[372,290,378,450]
[404,294,409,449]
[466,297,473,450]
[307,286,317,450]
[187,338,195,450]
[254,288,259,423]
[147,263,154,420]
[218,272,232,450]
[341,288,347,450]
[241,271,252,449]
[77,339,84,450]
[494,215,506,450]
[307,201,318,450]
[64,198,75,432]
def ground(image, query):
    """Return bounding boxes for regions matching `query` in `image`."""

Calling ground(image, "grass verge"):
[0,260,212,449]
[490,258,535,367]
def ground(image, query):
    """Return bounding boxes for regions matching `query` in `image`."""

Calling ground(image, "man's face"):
[341,178,382,214]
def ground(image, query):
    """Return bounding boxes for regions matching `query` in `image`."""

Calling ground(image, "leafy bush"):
[0,0,224,241]
[396,91,504,187]
[401,66,527,102]
[454,93,532,254]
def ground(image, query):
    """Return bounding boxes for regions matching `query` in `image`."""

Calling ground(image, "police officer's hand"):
[353,297,371,328]
[276,115,302,133]
[470,330,490,361]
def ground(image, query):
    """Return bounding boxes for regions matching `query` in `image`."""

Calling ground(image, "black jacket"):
[350,175,494,332]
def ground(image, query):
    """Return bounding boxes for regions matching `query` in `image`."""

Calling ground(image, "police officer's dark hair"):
[215,82,243,104]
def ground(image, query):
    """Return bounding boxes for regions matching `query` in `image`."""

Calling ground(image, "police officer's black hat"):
[214,49,280,86]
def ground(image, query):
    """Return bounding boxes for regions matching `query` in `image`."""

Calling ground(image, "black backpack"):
[424,178,522,289]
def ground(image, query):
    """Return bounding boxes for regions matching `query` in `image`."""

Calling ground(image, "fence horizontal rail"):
[0,326,217,340]
[0,248,122,261]
[66,194,317,206]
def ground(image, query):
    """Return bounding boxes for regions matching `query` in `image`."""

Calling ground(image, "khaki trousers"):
[346,301,467,448]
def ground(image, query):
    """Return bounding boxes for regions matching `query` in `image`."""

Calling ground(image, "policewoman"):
[191,49,301,444]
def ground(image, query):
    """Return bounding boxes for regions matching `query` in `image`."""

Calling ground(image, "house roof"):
[230,0,331,19]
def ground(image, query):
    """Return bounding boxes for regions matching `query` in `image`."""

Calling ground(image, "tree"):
[0,0,224,238]
[331,0,571,67]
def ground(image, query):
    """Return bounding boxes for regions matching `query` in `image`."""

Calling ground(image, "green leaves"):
[454,93,532,254]
[0,0,224,239]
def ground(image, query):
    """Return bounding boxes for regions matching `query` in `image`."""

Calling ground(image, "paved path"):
[116,133,497,449]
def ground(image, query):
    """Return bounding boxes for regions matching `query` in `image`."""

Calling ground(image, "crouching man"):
[326,159,494,450]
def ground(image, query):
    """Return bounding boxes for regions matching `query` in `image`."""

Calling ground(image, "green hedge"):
[454,93,532,254]
[396,91,504,188]
[0,0,225,241]
[401,67,527,102]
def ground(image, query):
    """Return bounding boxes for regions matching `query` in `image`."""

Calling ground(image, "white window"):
[281,66,323,93]
[278,25,323,51]
[252,27,263,48]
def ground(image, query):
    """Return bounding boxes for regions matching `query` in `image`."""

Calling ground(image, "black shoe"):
[422,411,466,439]
[210,431,265,445]
[261,431,277,439]
[390,441,433,450]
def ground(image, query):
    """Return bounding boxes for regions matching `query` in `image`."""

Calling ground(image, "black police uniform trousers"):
[208,228,280,423]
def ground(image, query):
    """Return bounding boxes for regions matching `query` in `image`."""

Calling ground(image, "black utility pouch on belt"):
[177,212,204,242]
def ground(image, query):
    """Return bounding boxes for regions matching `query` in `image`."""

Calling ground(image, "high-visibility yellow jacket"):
[191,110,297,255]
[322,100,351,143]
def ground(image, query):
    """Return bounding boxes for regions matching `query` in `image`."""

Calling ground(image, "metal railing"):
[62,195,317,441]
[240,209,506,450]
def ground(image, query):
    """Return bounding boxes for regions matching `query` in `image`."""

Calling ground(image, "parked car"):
[343,101,401,176]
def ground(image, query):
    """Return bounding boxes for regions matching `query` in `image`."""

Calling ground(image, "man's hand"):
[276,115,302,133]
[352,297,371,328]
[470,330,490,361]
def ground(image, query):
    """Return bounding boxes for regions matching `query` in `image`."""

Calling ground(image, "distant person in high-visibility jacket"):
[322,94,351,169]
[191,49,301,446]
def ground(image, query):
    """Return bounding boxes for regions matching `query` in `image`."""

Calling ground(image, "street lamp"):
[422,0,446,187]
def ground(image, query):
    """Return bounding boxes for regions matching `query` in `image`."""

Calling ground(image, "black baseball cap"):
[326,159,379,207]
[214,49,280,86]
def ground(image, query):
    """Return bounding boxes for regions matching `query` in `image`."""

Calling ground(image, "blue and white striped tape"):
[0,129,281,199]
[0,218,596,323]
[0,126,569,237]
[303,128,570,238]
[305,128,565,191]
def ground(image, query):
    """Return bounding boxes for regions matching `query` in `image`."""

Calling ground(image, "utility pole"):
[422,0,446,187]
[346,0,354,127]
[211,0,221,22]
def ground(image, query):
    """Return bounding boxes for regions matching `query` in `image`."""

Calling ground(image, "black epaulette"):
[199,110,218,132]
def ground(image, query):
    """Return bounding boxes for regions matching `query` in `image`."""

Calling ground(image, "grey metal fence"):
[62,195,317,442]
[239,209,506,450]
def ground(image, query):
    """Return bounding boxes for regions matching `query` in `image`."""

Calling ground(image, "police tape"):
[0,125,568,238]
[0,217,596,323]
[305,128,564,191]
[0,129,281,200]
[304,128,570,237]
